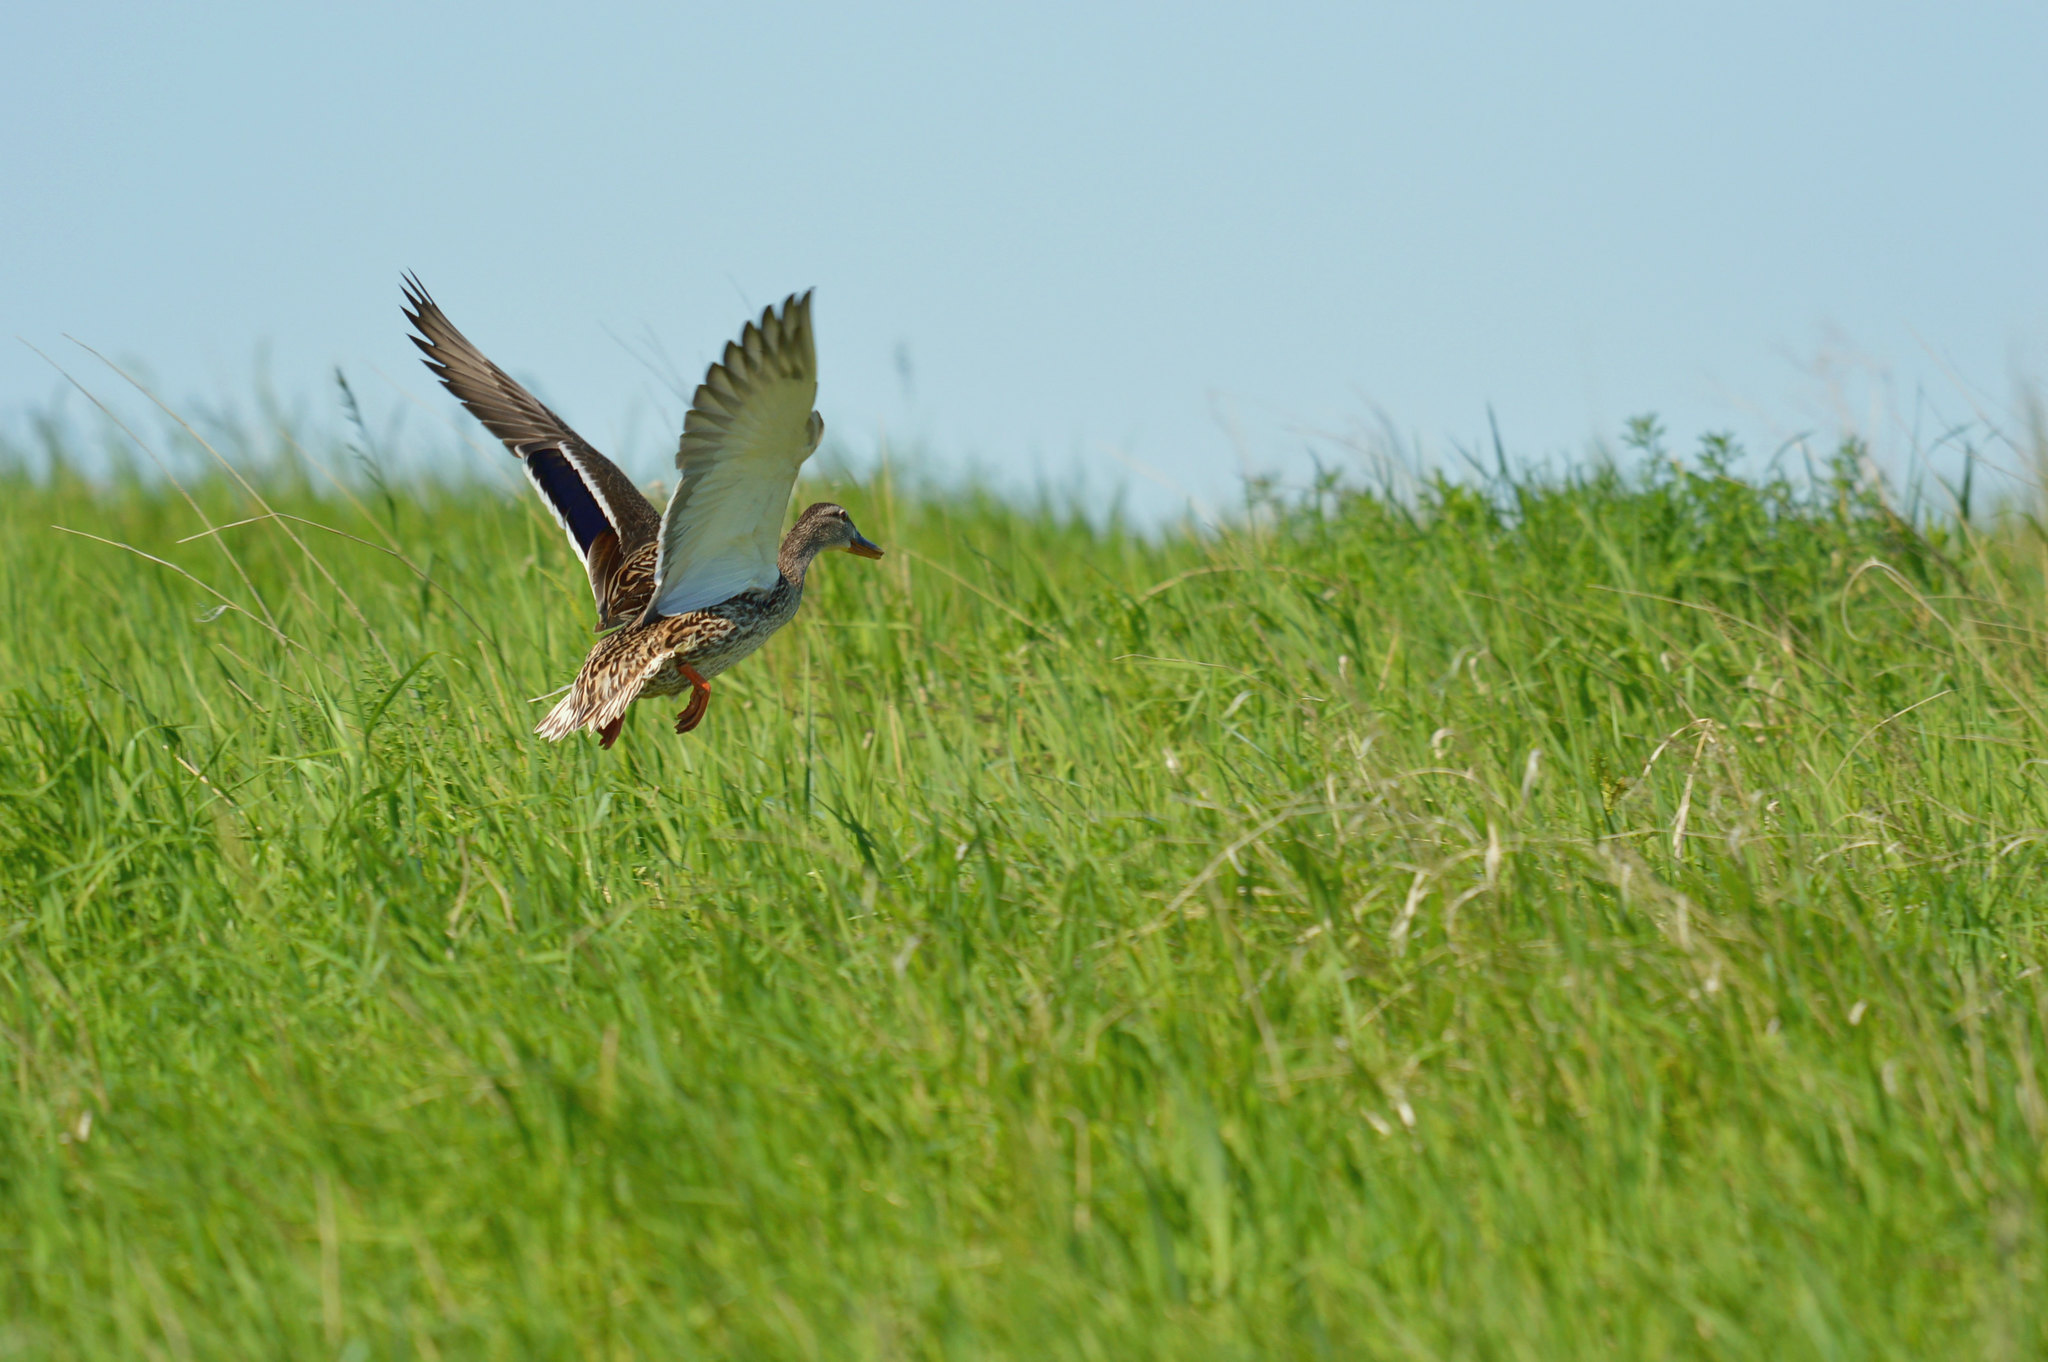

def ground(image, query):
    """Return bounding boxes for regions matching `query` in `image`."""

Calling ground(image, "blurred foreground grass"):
[1,429,2046,1359]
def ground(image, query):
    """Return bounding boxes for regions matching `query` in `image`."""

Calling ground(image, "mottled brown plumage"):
[536,503,883,747]
[406,280,883,747]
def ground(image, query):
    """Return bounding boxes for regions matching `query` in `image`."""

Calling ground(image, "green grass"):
[2,424,2046,1359]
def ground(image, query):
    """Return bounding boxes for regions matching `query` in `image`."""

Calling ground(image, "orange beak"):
[847,531,884,560]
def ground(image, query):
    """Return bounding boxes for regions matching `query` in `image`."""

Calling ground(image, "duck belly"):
[643,629,772,693]
[637,585,799,697]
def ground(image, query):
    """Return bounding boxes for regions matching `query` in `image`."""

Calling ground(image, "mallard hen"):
[405,281,881,748]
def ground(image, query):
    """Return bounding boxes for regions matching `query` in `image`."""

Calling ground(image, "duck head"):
[781,501,883,576]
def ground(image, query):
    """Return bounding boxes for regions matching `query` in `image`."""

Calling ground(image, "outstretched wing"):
[403,274,662,630]
[643,291,821,620]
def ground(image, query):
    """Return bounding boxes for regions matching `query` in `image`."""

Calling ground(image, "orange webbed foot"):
[674,665,712,735]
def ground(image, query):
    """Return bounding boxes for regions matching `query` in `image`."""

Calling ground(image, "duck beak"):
[846,530,884,560]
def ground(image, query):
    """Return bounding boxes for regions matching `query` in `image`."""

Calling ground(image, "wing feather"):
[403,274,661,627]
[644,291,821,620]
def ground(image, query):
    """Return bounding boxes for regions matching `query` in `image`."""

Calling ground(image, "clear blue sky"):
[5,1,2045,514]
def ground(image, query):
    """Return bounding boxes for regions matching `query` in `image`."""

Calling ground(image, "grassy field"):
[2,421,2046,1359]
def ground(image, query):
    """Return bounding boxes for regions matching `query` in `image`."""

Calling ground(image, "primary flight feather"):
[402,274,661,631]
[645,291,824,620]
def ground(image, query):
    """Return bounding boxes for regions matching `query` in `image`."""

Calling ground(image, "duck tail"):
[534,635,674,746]
[534,686,595,742]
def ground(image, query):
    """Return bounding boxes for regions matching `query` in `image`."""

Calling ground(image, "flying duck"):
[404,278,882,747]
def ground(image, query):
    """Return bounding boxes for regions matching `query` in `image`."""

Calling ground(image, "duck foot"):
[597,716,625,750]
[674,664,712,734]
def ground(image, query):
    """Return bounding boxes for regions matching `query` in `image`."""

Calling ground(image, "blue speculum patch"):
[524,446,611,555]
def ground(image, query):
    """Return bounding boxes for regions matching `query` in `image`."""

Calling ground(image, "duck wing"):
[642,291,821,621]
[403,274,662,631]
